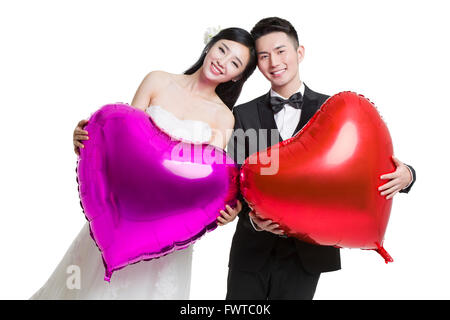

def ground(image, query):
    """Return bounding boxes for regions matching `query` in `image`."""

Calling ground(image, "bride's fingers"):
[225,205,238,218]
[220,210,232,220]
[74,130,88,139]
[77,119,89,128]
[74,135,89,141]
[217,216,228,225]
[74,136,89,141]
[74,140,85,149]
[74,127,89,135]
[235,200,242,212]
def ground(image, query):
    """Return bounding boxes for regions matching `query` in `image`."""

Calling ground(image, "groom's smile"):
[270,68,286,77]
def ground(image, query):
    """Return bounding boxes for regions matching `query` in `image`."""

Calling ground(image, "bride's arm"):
[212,110,241,226]
[130,71,165,111]
[210,111,235,150]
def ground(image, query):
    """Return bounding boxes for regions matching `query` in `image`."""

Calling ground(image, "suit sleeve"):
[227,108,258,232]
[399,164,416,194]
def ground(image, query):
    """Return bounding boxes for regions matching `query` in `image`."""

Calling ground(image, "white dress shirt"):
[249,83,306,232]
[271,82,305,141]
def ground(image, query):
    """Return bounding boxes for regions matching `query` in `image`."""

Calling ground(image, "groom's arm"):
[400,164,416,193]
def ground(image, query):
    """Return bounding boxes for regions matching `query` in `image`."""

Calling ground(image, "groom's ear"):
[297,45,305,64]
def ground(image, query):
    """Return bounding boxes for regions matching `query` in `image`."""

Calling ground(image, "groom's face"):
[255,32,304,91]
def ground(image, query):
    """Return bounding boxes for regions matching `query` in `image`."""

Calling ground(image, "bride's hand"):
[217,200,242,226]
[73,119,89,156]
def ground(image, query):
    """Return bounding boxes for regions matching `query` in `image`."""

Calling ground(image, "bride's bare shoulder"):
[214,103,235,130]
[143,70,173,85]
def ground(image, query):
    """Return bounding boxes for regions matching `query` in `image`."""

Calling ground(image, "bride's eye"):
[219,47,225,53]
[232,61,239,68]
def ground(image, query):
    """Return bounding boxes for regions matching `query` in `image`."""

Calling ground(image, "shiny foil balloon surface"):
[76,104,238,281]
[240,92,395,261]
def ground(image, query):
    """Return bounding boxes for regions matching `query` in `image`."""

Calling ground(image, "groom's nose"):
[270,54,281,67]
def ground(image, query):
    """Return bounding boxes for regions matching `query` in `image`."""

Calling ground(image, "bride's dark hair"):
[184,27,257,109]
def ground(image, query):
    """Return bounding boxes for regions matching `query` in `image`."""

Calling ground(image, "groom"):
[226,17,416,300]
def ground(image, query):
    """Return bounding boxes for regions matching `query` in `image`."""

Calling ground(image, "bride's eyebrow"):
[221,42,243,67]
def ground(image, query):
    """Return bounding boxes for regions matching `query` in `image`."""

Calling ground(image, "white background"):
[1,0,449,299]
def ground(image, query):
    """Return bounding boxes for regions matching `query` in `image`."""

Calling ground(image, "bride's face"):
[202,39,251,84]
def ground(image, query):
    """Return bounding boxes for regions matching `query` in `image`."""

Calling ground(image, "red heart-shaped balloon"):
[240,92,395,262]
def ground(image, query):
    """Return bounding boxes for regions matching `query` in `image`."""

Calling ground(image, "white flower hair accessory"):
[203,26,222,45]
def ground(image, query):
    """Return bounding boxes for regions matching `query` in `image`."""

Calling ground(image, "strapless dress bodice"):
[145,106,212,144]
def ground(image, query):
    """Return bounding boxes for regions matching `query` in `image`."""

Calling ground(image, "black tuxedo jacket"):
[227,84,416,274]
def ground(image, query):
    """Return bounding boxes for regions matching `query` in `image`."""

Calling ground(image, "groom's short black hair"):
[251,17,299,48]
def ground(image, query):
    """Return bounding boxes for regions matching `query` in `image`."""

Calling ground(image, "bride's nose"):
[217,58,229,73]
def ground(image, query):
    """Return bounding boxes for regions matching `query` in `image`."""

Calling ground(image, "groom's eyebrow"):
[257,45,287,55]
[222,42,243,66]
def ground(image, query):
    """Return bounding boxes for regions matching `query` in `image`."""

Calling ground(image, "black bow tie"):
[270,92,303,114]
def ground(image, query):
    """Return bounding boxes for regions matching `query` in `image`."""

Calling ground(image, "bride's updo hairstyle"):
[184,27,257,109]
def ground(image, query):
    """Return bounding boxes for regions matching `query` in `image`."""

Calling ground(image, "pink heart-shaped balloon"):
[76,104,238,281]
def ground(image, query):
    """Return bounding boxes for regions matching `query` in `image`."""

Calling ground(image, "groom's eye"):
[232,61,239,68]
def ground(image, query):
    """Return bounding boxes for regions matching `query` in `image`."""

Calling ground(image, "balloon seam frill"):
[102,220,219,282]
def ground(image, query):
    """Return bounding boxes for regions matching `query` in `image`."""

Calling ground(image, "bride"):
[31,27,257,299]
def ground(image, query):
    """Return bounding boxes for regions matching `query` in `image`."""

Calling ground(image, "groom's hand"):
[249,211,285,235]
[378,156,413,199]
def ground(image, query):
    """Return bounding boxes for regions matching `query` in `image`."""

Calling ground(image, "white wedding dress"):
[30,105,212,300]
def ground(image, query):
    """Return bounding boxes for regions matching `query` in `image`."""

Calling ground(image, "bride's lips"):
[210,62,223,76]
[270,68,286,78]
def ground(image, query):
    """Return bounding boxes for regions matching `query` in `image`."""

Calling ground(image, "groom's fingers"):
[250,212,269,226]
[265,223,284,235]
[249,211,285,235]
[265,223,279,231]
[249,212,283,234]
[258,218,273,229]
[254,217,284,234]
[381,185,400,198]
[249,212,266,228]
[378,179,396,191]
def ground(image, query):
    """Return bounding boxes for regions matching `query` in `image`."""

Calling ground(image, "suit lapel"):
[255,84,322,147]
[256,92,282,147]
[292,84,321,136]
